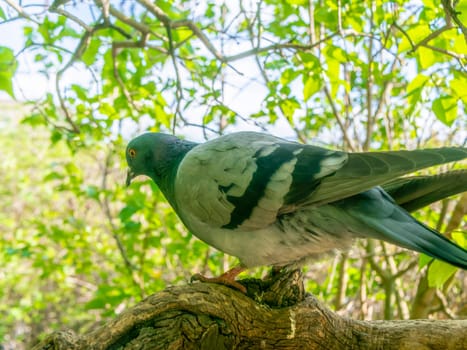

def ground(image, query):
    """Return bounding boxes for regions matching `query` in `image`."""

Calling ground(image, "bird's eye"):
[128,148,137,158]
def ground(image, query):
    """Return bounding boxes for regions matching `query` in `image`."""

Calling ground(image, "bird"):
[125,131,467,292]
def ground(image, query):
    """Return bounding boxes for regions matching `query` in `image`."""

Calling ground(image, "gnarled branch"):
[32,270,467,350]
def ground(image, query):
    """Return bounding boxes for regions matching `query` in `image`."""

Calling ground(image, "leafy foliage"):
[0,0,466,348]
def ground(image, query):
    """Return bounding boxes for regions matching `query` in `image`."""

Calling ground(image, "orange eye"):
[128,148,137,158]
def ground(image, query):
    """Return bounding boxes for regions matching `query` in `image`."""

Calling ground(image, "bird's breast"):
[175,205,356,268]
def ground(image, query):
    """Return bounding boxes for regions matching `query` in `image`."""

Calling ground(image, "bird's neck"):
[151,139,197,209]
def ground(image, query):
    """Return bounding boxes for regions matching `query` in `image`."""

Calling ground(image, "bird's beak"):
[126,169,136,187]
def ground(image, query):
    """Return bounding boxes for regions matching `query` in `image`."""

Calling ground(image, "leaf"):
[81,37,101,66]
[72,84,89,100]
[406,74,429,116]
[287,0,307,5]
[450,74,467,102]
[119,204,141,222]
[452,231,466,249]
[0,46,17,97]
[406,74,429,96]
[43,171,64,182]
[280,68,300,86]
[84,185,100,200]
[457,0,467,24]
[38,16,52,43]
[297,52,319,70]
[279,98,300,119]
[0,6,6,20]
[418,254,432,269]
[21,113,45,126]
[50,129,62,144]
[417,46,436,69]
[432,95,458,126]
[303,73,322,101]
[427,260,458,288]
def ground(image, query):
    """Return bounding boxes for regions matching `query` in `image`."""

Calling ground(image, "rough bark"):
[32,270,467,350]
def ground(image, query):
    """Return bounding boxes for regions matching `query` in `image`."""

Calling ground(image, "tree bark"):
[32,270,467,350]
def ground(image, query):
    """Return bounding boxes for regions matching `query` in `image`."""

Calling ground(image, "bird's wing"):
[174,132,346,230]
[305,148,467,206]
[382,170,467,212]
[175,131,467,231]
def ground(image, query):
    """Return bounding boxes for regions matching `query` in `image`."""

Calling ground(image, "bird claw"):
[190,266,247,293]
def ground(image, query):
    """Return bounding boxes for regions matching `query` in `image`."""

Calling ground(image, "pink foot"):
[191,265,247,293]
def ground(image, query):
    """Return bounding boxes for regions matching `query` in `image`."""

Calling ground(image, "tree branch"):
[323,86,355,151]
[393,21,466,66]
[363,0,375,151]
[4,0,40,24]
[32,275,467,350]
[442,0,467,45]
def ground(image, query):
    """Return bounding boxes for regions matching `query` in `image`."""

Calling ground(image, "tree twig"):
[442,0,467,45]
[323,86,355,151]
[4,0,40,24]
[363,0,375,151]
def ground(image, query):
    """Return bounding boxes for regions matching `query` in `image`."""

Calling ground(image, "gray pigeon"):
[125,131,467,291]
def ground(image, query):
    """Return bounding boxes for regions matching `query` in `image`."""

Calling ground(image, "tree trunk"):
[32,270,467,350]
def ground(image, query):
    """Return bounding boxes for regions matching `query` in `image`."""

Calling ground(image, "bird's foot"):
[191,265,247,293]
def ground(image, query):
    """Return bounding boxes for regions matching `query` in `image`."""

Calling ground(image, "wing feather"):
[307,148,467,205]
[174,132,466,232]
[382,170,467,212]
[175,132,344,230]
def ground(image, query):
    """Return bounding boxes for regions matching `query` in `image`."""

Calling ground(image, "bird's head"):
[125,133,176,186]
[125,132,196,188]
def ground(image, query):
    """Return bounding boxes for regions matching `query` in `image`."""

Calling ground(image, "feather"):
[383,170,467,212]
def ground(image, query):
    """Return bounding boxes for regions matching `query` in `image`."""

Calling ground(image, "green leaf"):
[23,26,33,37]
[37,16,52,42]
[406,74,429,96]
[303,73,322,101]
[457,0,467,24]
[418,254,432,269]
[0,6,6,20]
[427,260,458,288]
[287,0,307,5]
[406,74,429,116]
[119,205,141,222]
[72,84,89,100]
[43,171,64,182]
[432,96,458,126]
[280,68,300,86]
[452,232,466,249]
[450,74,467,101]
[400,24,431,52]
[81,37,101,66]
[279,98,300,119]
[21,113,45,126]
[50,129,62,144]
[0,46,17,97]
[84,185,100,200]
[417,47,436,69]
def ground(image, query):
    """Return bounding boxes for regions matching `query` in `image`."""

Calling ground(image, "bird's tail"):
[380,219,467,270]
[344,190,467,269]
[367,215,467,269]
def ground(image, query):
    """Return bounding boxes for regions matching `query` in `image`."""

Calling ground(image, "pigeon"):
[125,131,467,292]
